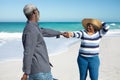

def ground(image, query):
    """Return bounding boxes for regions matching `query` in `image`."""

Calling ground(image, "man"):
[21,4,62,80]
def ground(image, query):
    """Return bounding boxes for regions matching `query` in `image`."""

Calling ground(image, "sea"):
[0,22,120,62]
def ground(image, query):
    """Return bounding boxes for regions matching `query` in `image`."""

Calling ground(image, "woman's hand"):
[62,32,73,38]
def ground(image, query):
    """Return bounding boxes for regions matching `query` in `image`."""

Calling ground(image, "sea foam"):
[0,30,120,62]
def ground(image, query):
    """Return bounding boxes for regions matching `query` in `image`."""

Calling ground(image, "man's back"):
[22,21,51,75]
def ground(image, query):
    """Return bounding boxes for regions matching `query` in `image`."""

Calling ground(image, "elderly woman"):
[63,18,109,80]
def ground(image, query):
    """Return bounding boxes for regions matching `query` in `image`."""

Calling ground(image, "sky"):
[0,0,120,22]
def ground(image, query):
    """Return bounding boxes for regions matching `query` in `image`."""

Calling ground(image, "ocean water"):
[0,22,120,61]
[1,22,120,32]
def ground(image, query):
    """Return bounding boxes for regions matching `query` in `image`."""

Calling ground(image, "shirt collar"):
[27,21,39,26]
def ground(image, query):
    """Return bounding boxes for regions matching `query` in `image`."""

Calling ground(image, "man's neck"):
[29,20,37,22]
[29,17,38,22]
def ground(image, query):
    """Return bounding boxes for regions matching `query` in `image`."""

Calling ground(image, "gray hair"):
[23,4,37,19]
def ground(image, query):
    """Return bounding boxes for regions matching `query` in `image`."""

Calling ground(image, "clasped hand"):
[61,32,72,38]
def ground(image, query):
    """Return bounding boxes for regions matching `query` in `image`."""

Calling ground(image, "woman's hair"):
[23,4,37,20]
[86,23,99,32]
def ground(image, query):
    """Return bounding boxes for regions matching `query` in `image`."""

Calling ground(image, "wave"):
[0,30,119,62]
[0,30,120,39]
[0,35,79,62]
[0,30,120,47]
[0,32,22,40]
[110,23,116,26]
[0,32,22,47]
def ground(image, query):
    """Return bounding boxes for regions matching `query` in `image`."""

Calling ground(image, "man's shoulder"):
[24,24,36,31]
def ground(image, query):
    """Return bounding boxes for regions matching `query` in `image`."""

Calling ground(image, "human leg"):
[88,56,100,80]
[29,72,53,80]
[77,55,88,80]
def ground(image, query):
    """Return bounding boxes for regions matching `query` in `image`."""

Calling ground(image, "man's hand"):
[21,73,28,80]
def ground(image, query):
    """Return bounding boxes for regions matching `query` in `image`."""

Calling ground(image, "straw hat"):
[82,18,102,30]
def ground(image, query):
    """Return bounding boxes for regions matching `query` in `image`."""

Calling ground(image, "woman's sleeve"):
[99,22,110,37]
[72,30,83,38]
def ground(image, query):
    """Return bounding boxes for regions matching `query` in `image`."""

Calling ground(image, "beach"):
[0,36,120,80]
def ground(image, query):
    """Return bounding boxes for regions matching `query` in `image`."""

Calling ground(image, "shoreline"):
[0,35,119,62]
[0,36,120,80]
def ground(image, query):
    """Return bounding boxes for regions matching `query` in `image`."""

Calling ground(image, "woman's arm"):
[62,31,83,38]
[99,22,110,36]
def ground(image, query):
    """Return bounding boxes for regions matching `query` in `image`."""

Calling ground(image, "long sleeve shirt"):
[22,21,61,74]
[72,23,109,57]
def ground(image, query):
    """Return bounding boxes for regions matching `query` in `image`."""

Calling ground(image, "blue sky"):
[0,0,120,22]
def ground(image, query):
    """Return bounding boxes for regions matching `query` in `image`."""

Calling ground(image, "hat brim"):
[82,18,102,30]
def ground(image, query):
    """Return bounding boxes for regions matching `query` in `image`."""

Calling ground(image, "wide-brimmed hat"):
[82,18,102,30]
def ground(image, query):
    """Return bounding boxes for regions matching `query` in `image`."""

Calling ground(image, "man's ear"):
[33,10,36,14]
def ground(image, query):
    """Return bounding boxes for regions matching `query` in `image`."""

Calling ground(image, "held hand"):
[61,32,69,38]
[21,73,28,80]
[62,32,73,38]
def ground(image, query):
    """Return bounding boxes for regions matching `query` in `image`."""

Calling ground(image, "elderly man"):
[21,4,62,80]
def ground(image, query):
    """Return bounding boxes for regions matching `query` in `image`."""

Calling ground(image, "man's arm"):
[40,28,62,37]
[22,29,37,75]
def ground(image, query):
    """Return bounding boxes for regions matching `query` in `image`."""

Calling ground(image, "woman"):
[63,18,109,80]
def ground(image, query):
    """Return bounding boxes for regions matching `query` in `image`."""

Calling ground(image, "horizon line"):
[0,21,119,23]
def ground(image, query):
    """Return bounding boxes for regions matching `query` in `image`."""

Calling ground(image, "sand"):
[0,36,120,80]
